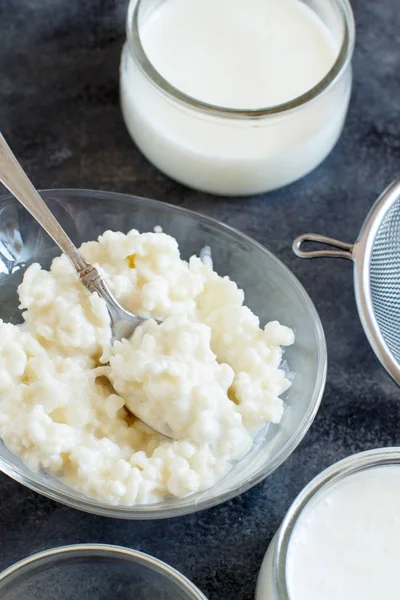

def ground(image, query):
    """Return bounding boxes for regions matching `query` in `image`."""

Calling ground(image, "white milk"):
[257,465,400,600]
[140,0,337,109]
[120,0,353,195]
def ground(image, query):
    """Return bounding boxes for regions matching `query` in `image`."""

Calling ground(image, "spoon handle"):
[0,133,89,272]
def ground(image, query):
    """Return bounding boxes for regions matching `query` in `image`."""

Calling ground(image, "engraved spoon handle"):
[0,133,89,272]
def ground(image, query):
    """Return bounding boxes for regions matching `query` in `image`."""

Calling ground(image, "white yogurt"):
[120,0,353,195]
[256,455,400,600]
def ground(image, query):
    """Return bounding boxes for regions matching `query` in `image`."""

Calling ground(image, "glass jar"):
[120,0,355,196]
[256,448,400,600]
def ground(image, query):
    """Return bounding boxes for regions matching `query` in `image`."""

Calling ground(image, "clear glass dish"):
[0,189,327,518]
[0,544,207,599]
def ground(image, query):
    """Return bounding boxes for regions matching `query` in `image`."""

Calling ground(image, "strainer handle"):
[293,234,353,260]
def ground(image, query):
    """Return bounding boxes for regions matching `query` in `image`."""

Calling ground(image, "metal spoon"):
[0,133,177,439]
[0,133,145,342]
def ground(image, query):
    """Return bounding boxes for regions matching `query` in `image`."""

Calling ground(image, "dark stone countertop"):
[1,1,400,598]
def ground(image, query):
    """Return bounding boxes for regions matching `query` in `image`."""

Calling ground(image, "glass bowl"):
[0,189,327,518]
[0,544,207,599]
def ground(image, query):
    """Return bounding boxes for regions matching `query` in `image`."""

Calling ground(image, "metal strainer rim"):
[353,179,400,386]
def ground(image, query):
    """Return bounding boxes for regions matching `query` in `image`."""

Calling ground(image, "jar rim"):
[125,0,355,119]
[273,447,400,599]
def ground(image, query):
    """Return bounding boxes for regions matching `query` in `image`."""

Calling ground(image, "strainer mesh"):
[370,199,400,364]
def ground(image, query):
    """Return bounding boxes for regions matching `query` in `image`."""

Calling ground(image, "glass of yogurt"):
[120,0,355,196]
[256,447,400,600]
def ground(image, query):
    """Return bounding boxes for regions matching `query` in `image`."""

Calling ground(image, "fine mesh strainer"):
[293,178,400,385]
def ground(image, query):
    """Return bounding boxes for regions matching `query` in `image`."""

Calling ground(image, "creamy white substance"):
[0,230,293,505]
[287,466,400,600]
[257,466,400,600]
[121,0,352,195]
[140,0,337,109]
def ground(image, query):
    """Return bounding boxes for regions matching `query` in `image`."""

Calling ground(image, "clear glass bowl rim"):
[274,447,400,599]
[125,0,355,118]
[0,188,327,519]
[0,543,208,599]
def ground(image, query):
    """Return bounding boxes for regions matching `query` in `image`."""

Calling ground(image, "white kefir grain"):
[0,230,293,505]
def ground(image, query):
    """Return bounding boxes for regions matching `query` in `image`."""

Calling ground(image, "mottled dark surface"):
[1,0,400,598]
